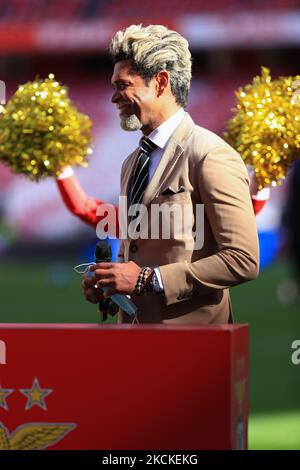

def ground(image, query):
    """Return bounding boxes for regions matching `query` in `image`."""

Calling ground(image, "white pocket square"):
[161,186,185,196]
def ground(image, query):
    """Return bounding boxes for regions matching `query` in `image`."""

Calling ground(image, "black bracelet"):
[135,266,152,295]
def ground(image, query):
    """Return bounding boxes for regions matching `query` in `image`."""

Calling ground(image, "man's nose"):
[111,90,121,103]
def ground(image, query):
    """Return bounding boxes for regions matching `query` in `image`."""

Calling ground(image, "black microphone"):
[94,241,137,320]
[95,240,112,264]
[95,241,112,321]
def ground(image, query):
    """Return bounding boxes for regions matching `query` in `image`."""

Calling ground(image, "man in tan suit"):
[83,24,259,324]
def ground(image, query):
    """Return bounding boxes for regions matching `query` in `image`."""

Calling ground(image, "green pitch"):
[232,262,300,450]
[0,258,299,449]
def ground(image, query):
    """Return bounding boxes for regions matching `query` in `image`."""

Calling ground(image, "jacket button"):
[130,244,138,253]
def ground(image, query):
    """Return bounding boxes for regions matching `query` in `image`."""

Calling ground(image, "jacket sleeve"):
[56,175,119,236]
[159,145,260,305]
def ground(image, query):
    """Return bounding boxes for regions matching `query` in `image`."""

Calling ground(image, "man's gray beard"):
[120,114,143,131]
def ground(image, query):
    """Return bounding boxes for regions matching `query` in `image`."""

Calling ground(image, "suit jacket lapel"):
[142,141,183,207]
[120,113,195,239]
[143,113,195,208]
[121,148,139,198]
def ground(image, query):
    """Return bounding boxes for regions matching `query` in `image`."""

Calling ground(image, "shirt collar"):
[146,108,185,150]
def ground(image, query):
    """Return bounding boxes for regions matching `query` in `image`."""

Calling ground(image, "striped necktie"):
[129,137,157,212]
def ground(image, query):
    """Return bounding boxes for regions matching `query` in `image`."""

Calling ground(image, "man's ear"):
[156,71,169,97]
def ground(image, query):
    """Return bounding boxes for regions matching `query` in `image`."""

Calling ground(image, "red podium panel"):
[0,324,248,450]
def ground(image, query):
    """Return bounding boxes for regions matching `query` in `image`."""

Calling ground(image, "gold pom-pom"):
[0,74,92,181]
[224,67,300,189]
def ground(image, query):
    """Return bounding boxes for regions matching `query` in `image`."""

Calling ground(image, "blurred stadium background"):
[0,0,300,450]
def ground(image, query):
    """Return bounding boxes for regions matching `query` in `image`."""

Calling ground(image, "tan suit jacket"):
[118,113,259,324]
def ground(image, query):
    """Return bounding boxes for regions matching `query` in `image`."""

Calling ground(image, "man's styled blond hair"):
[109,24,192,108]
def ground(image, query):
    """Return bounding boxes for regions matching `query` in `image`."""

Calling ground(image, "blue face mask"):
[73,262,138,319]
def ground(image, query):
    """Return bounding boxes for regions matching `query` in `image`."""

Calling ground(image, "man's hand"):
[81,274,101,304]
[88,261,141,297]
[81,274,119,318]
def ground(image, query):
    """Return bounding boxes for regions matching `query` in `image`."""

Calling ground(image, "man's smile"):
[117,104,133,115]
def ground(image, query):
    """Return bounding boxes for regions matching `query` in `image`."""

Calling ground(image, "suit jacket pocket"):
[156,190,190,204]
[161,185,185,196]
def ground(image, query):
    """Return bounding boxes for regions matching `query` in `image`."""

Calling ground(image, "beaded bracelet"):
[135,266,152,295]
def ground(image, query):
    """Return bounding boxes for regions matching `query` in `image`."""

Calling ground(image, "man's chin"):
[120,114,143,132]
